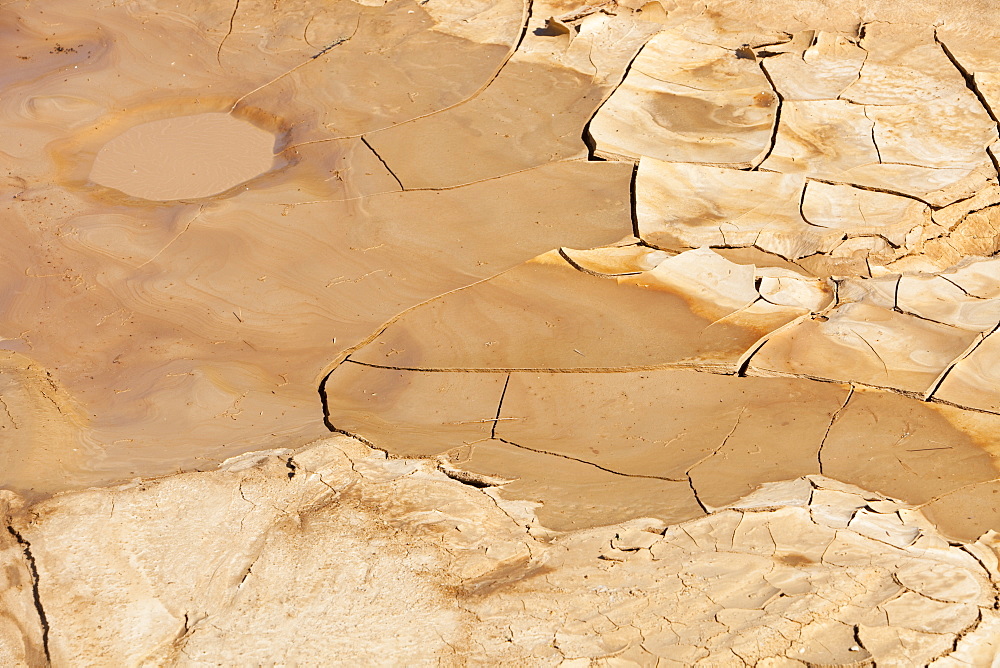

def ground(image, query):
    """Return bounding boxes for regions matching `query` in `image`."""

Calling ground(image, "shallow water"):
[89,113,276,200]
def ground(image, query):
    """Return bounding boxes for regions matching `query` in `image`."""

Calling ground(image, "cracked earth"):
[4,0,1000,663]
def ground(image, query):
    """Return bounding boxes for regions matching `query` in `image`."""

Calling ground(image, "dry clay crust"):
[4,0,1000,663]
[0,435,998,666]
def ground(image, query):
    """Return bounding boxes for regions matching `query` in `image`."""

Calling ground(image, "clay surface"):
[4,436,1000,665]
[5,0,1000,662]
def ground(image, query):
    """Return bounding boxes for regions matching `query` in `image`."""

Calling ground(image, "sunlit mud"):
[4,0,1000,551]
[8,0,1000,663]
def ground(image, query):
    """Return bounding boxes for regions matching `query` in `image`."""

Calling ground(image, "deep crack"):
[751,59,783,170]
[360,136,405,190]
[216,0,241,65]
[491,374,511,439]
[581,29,651,161]
[7,526,50,665]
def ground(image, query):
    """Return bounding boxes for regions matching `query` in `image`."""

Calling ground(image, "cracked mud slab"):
[4,436,1000,665]
[7,0,1000,662]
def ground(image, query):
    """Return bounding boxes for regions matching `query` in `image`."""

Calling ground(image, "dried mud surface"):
[6,0,1000,663]
[4,436,1000,665]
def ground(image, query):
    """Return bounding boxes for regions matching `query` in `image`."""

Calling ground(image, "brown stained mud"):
[5,0,1000,550]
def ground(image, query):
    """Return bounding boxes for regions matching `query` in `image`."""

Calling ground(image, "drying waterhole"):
[88,112,275,200]
[5,0,1000,663]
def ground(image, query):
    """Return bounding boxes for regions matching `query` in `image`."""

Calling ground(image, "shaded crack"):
[889,572,975,606]
[338,349,1000,420]
[751,60,783,170]
[839,35,869,97]
[360,136,405,190]
[933,608,984,663]
[912,476,1000,511]
[798,181,822,227]
[326,426,384,455]
[806,176,933,207]
[713,241,808,267]
[935,190,1000,227]
[7,526,49,665]
[557,247,642,277]
[309,36,353,61]
[929,395,1000,417]
[853,330,889,378]
[863,107,883,164]
[314,264,523,385]
[817,385,854,475]
[273,159,590,209]
[916,207,997,254]
[135,205,205,270]
[513,0,535,53]
[491,374,511,439]
[318,366,346,436]
[282,0,533,148]
[341,357,738,375]
[582,33,649,160]
[0,395,19,429]
[229,20,359,111]
[436,463,498,488]
[173,610,209,657]
[237,553,262,589]
[686,474,708,513]
[958,545,1000,609]
[736,313,813,377]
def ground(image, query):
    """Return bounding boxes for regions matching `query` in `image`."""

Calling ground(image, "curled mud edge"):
[2,433,999,664]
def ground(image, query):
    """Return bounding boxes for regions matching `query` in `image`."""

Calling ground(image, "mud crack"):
[817,385,855,475]
[360,136,404,190]
[7,526,50,665]
[935,30,1000,178]
[216,0,241,65]
[496,436,683,482]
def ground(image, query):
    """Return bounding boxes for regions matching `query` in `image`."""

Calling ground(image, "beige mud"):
[6,0,1000,662]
